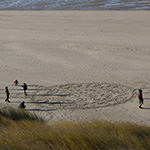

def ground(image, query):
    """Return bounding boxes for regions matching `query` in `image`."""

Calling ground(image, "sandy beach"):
[0,11,150,125]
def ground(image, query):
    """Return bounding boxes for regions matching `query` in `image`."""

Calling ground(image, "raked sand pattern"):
[0,83,133,109]
[1,82,149,124]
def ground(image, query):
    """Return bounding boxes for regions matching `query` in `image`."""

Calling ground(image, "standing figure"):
[138,88,144,109]
[5,86,10,102]
[19,101,26,109]
[14,79,19,85]
[21,83,28,96]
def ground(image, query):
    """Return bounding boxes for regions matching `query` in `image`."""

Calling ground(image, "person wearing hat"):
[138,88,144,108]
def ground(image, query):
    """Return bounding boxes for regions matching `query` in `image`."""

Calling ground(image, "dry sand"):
[0,11,150,125]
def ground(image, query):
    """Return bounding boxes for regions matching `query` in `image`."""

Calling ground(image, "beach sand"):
[0,11,150,125]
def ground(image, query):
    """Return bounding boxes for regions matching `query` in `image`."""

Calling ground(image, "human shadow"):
[15,89,51,91]
[7,101,20,103]
[28,85,40,87]
[26,101,64,105]
[12,100,75,104]
[0,93,70,98]
[25,109,55,112]
[0,89,21,91]
[29,94,70,97]
[0,97,5,98]
[10,101,64,105]
[27,88,55,91]
[140,107,150,110]
[0,88,52,91]
[144,98,150,100]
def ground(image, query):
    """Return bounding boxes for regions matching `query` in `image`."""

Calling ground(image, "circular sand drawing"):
[7,82,134,110]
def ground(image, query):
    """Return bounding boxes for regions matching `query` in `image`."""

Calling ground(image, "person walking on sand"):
[5,86,10,102]
[138,88,144,109]
[21,83,28,96]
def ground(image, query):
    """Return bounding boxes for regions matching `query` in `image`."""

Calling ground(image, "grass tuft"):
[0,107,43,122]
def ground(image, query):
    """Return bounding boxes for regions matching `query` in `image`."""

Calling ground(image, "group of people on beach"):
[5,79,27,109]
[5,79,144,109]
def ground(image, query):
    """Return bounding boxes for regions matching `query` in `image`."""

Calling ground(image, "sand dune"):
[0,11,150,125]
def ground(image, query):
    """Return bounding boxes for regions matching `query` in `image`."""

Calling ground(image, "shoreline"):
[0,0,150,10]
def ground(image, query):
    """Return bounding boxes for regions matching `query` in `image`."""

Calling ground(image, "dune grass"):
[0,107,43,122]
[0,107,150,150]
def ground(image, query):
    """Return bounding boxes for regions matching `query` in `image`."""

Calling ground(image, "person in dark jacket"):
[5,86,10,102]
[21,83,28,96]
[19,101,26,109]
[138,88,144,108]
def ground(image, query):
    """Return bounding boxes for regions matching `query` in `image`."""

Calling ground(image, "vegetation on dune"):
[0,107,43,122]
[0,107,150,150]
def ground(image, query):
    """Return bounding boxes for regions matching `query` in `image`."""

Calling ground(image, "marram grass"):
[0,108,150,150]
[0,107,43,122]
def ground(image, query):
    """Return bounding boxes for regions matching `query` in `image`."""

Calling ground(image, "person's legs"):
[141,100,143,107]
[139,100,143,108]
[5,97,8,102]
[7,95,10,102]
[24,90,27,96]
[5,95,10,102]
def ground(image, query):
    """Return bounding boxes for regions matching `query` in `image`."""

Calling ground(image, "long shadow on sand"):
[144,98,150,100]
[0,94,70,99]
[141,107,150,110]
[28,85,40,87]
[29,94,70,97]
[10,101,64,105]
[0,87,54,91]
[0,89,52,91]
[25,109,55,112]
[26,101,64,105]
